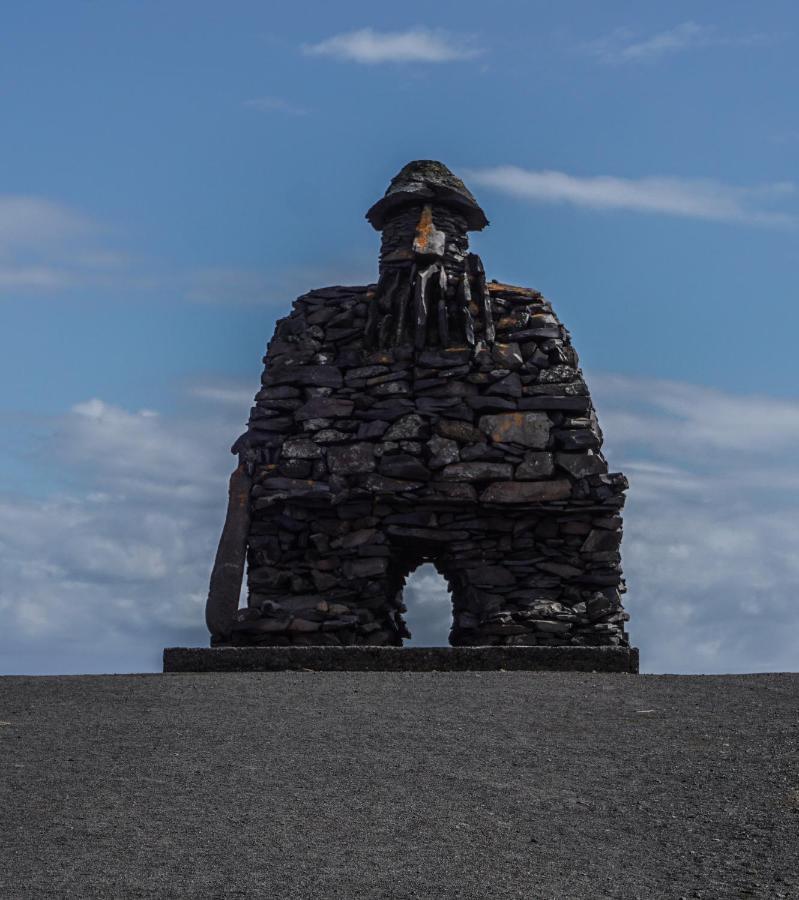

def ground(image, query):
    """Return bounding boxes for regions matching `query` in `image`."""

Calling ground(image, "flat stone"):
[384,414,428,441]
[581,529,622,553]
[347,557,389,578]
[435,419,483,444]
[327,444,375,475]
[479,412,551,448]
[270,365,343,388]
[289,618,321,632]
[556,452,607,478]
[345,365,389,382]
[554,429,601,451]
[386,526,470,542]
[338,528,378,549]
[281,438,323,459]
[537,561,583,578]
[260,477,330,494]
[379,454,431,481]
[357,420,390,440]
[490,342,523,369]
[295,397,354,421]
[441,462,513,482]
[431,483,478,501]
[311,429,351,444]
[230,617,290,634]
[479,480,572,503]
[485,372,522,398]
[531,620,572,633]
[516,451,555,480]
[459,443,506,462]
[470,565,515,586]
[467,396,518,412]
[361,474,423,493]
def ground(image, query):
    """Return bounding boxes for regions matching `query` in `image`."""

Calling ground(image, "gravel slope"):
[1,672,797,899]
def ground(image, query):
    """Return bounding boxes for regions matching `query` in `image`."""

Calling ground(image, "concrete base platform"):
[163,644,639,673]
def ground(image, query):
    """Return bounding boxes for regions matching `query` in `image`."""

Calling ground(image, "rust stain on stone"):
[489,412,525,441]
[413,205,434,253]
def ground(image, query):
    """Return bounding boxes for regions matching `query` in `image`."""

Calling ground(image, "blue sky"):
[1,1,798,674]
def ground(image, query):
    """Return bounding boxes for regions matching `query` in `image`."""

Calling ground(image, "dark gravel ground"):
[0,672,797,900]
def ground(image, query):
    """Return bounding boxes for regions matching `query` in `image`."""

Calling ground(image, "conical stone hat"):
[366,160,489,231]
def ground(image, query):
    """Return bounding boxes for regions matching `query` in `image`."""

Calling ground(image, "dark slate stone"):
[296,397,355,421]
[479,480,572,503]
[282,438,323,459]
[554,429,601,451]
[556,452,607,478]
[459,442,507,462]
[581,529,623,553]
[270,366,343,388]
[516,451,555,480]
[440,462,513,482]
[357,420,390,440]
[327,444,375,475]
[360,473,424,493]
[435,419,483,444]
[466,396,518,412]
[485,372,522,398]
[384,414,428,441]
[378,454,431,481]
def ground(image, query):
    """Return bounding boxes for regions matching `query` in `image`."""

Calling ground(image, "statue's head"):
[366,160,488,274]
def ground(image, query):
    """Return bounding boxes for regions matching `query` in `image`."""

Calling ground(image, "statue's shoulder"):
[486,280,546,303]
[296,284,377,306]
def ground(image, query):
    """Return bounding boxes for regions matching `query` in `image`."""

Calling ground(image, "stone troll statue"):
[206,160,630,651]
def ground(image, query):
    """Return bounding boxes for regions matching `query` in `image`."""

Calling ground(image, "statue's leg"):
[232,499,406,646]
[440,510,628,647]
[205,464,251,644]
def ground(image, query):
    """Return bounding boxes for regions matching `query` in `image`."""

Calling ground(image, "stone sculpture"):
[206,160,630,650]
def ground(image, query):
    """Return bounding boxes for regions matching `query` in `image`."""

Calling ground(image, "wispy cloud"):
[189,382,255,409]
[0,389,242,673]
[465,166,796,226]
[584,21,774,65]
[302,27,482,64]
[0,195,125,294]
[243,96,309,116]
[587,374,799,674]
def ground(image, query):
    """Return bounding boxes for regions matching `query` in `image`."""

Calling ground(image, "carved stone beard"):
[364,203,495,350]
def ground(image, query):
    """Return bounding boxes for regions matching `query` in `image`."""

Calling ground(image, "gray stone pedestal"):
[163,645,639,673]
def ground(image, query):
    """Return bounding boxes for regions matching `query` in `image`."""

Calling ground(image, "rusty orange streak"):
[414,205,434,252]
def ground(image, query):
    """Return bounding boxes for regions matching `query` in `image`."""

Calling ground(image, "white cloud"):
[243,96,310,116]
[302,27,482,64]
[190,383,255,409]
[584,21,773,65]
[0,196,93,246]
[0,195,125,294]
[590,373,799,674]
[403,565,454,646]
[0,391,246,674]
[465,166,796,226]
[2,374,799,675]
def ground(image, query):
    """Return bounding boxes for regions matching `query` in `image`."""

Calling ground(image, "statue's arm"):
[205,463,251,643]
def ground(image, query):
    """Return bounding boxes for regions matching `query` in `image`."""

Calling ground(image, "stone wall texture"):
[208,161,630,650]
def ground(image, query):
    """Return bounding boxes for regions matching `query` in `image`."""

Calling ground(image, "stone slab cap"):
[366,160,489,231]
